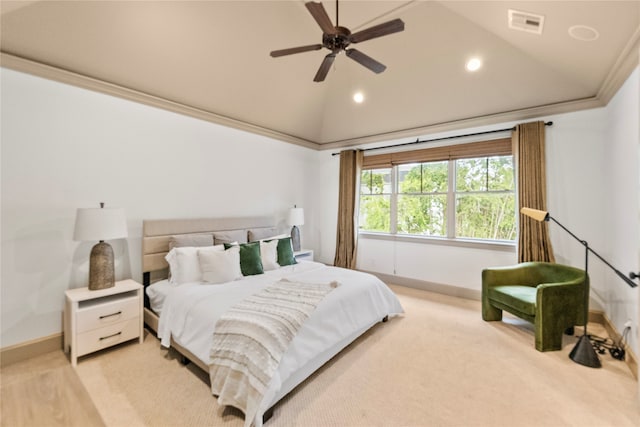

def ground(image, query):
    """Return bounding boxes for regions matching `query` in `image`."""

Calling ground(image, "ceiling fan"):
[270,1,405,82]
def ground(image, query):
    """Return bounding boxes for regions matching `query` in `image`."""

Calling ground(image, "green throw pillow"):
[224,242,264,276]
[276,237,297,266]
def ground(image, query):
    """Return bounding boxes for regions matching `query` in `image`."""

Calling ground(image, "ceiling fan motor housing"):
[323,26,351,51]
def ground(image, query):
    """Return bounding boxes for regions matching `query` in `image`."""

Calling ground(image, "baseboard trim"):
[368,271,638,379]
[599,312,638,380]
[1,333,63,368]
[366,271,482,301]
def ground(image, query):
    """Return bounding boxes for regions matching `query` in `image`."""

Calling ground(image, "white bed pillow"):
[198,246,242,284]
[165,245,223,285]
[145,279,172,315]
[260,239,280,271]
[261,233,289,241]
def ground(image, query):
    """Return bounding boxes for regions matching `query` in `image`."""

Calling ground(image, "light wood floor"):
[1,349,104,427]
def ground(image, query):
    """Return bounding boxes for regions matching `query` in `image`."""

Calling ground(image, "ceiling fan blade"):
[314,53,336,82]
[349,18,405,43]
[305,1,337,35]
[346,49,386,74]
[270,44,323,57]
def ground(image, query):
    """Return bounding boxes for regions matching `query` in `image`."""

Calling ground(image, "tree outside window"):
[359,169,391,233]
[397,162,448,236]
[455,156,515,240]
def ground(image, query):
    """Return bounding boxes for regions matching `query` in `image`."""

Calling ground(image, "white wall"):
[603,66,639,353]
[545,108,609,301]
[0,68,318,348]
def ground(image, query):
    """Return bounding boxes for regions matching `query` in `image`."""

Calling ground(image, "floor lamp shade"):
[288,207,304,252]
[74,206,128,290]
[520,207,549,222]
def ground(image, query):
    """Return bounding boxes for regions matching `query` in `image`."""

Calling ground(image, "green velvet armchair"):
[482,262,588,352]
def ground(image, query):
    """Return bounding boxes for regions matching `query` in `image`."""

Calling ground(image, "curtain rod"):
[331,121,553,156]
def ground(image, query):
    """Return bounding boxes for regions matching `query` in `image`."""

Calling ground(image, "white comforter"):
[156,261,404,426]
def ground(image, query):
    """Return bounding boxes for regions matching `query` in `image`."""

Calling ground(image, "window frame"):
[396,161,450,238]
[357,138,517,249]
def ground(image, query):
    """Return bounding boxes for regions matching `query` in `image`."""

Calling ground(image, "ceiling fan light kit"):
[270,1,405,82]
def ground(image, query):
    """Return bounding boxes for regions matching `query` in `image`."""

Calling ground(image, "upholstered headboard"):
[142,216,276,287]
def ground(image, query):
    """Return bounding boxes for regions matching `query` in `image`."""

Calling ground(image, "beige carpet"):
[75,285,640,426]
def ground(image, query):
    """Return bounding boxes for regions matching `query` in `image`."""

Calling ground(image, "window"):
[359,169,391,233]
[455,157,515,240]
[358,139,516,243]
[397,162,448,236]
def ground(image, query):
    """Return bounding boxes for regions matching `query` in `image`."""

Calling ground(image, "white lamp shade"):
[74,207,128,241]
[288,207,304,226]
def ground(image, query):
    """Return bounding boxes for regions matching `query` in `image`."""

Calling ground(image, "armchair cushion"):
[488,286,537,316]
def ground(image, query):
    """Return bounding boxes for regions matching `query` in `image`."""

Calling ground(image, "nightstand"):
[64,279,143,366]
[294,249,314,262]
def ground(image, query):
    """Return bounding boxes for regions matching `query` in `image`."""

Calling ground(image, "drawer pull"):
[99,332,122,341]
[99,311,122,320]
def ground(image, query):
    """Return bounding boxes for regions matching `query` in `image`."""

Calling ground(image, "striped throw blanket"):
[209,278,339,427]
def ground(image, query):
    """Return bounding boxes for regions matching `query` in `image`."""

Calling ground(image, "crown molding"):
[0,52,321,150]
[597,26,640,104]
[318,97,604,151]
[3,45,637,153]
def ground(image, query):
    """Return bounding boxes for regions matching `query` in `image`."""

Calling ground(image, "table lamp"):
[74,202,128,290]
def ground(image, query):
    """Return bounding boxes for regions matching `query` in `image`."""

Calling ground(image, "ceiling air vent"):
[508,9,544,35]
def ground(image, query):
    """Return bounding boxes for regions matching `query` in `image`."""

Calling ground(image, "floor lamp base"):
[569,334,601,368]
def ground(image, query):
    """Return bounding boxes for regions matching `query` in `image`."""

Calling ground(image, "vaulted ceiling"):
[1,1,639,150]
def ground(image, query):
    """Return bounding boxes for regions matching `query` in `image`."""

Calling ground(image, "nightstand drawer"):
[76,317,140,357]
[76,295,139,333]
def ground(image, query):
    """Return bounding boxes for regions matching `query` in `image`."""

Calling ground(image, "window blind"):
[362,138,512,169]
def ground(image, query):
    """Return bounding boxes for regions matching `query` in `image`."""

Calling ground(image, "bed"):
[142,216,404,426]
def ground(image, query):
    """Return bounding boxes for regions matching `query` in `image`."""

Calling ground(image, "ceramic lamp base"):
[89,241,115,290]
[291,225,301,252]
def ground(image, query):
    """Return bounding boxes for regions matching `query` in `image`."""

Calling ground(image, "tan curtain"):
[334,149,363,269]
[514,121,555,263]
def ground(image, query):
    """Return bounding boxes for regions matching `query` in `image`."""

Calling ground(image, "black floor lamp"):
[521,208,638,368]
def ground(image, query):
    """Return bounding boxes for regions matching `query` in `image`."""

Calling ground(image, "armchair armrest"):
[537,279,587,326]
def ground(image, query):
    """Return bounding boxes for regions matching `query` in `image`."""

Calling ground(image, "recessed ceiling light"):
[568,25,599,41]
[465,58,482,72]
[353,92,364,103]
